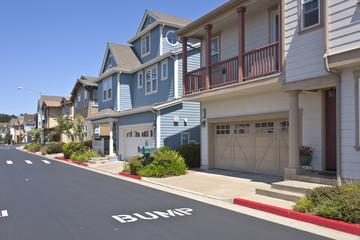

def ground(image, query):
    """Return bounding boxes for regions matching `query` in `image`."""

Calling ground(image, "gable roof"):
[71,75,97,100]
[97,43,142,79]
[128,9,192,44]
[38,95,65,109]
[24,114,35,125]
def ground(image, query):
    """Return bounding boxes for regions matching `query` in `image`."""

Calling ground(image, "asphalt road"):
[0,146,331,240]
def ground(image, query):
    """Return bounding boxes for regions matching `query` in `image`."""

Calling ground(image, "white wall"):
[329,0,360,55]
[284,0,328,82]
[340,67,360,179]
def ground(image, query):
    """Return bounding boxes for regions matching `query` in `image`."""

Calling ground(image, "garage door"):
[121,128,154,160]
[214,120,289,176]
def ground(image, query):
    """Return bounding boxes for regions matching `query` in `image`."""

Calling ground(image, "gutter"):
[324,0,341,186]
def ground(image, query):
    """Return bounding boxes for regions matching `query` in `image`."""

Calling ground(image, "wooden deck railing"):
[184,42,280,94]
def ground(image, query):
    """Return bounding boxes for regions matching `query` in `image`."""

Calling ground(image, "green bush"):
[29,143,42,152]
[45,147,52,154]
[293,183,360,224]
[128,156,144,175]
[48,142,65,153]
[62,141,81,159]
[83,140,92,149]
[176,144,200,168]
[70,152,87,163]
[24,144,29,149]
[138,150,187,177]
[83,147,100,158]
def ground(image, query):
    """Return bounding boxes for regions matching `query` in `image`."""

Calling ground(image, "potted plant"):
[299,145,313,166]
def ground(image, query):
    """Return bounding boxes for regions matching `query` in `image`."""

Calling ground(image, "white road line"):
[1,210,8,217]
[25,160,32,164]
[42,160,51,164]
[6,160,13,165]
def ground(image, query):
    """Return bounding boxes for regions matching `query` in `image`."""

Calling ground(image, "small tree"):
[5,133,12,144]
[19,133,24,143]
[73,114,87,154]
[47,115,74,141]
[28,128,43,143]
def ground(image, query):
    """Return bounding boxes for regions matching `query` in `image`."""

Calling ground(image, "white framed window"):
[141,130,148,137]
[94,124,100,139]
[161,60,168,80]
[141,33,150,57]
[137,71,143,88]
[102,78,112,101]
[301,0,320,30]
[77,93,81,110]
[145,65,158,94]
[181,132,190,145]
[93,89,98,107]
[166,30,178,46]
[211,37,219,64]
[270,9,279,43]
[84,90,88,108]
[126,131,132,138]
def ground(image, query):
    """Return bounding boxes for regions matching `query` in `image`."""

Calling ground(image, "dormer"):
[128,10,192,64]
[100,44,118,74]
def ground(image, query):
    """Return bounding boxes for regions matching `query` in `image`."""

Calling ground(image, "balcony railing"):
[184,42,279,95]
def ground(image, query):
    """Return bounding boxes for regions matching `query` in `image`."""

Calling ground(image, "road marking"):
[1,210,8,217]
[25,160,32,164]
[6,161,13,165]
[42,160,51,164]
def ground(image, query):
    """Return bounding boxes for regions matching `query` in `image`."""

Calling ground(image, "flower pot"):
[300,155,312,166]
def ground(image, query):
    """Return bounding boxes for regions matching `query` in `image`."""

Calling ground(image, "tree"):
[28,128,43,143]
[73,114,87,154]
[19,133,24,143]
[47,115,74,141]
[5,133,12,144]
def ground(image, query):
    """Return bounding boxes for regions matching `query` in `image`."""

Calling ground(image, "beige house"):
[60,97,74,142]
[177,0,360,183]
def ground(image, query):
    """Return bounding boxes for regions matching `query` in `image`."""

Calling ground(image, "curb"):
[233,198,360,236]
[119,172,142,180]
[54,157,89,167]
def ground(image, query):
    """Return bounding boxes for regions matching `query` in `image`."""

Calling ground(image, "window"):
[134,131,140,137]
[93,89,98,107]
[141,33,150,56]
[141,130,149,137]
[234,123,250,134]
[94,125,100,139]
[84,90,88,108]
[181,132,190,145]
[211,37,219,64]
[279,121,289,133]
[270,9,279,43]
[145,66,157,94]
[255,122,274,134]
[77,94,81,110]
[166,31,178,46]
[161,60,168,80]
[301,0,319,30]
[102,78,112,101]
[216,125,230,135]
[126,131,132,138]
[138,71,143,88]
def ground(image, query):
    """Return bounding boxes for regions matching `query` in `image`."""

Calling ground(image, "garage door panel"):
[122,128,153,160]
[278,135,289,174]
[233,136,252,171]
[254,136,277,175]
[215,135,232,170]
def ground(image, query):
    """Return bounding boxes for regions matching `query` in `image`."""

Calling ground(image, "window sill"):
[141,52,150,58]
[354,146,360,151]
[145,90,158,96]
[137,85,143,89]
[297,23,323,36]
[161,77,168,81]
[102,98,112,103]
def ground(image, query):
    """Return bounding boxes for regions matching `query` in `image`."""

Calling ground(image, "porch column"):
[237,7,246,82]
[205,24,212,90]
[182,36,188,96]
[285,91,303,176]
[109,121,115,156]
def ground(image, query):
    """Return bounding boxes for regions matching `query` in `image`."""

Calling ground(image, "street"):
[0,146,332,240]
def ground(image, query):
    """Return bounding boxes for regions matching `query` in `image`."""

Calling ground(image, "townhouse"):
[177,0,360,182]
[24,114,35,143]
[88,10,201,159]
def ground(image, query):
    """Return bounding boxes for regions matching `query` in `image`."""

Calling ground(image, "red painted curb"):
[233,198,360,236]
[79,163,89,167]
[119,172,141,180]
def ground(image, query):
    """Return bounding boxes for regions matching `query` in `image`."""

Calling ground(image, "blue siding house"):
[88,10,200,160]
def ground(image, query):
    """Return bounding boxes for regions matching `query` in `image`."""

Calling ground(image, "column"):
[285,91,303,176]
[109,121,115,156]
[237,7,246,82]
[182,36,188,96]
[205,24,212,90]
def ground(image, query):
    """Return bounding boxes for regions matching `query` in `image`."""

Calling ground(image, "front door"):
[325,89,337,171]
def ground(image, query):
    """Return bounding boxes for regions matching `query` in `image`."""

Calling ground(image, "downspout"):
[117,72,121,112]
[323,0,341,186]
[151,108,161,148]
[169,53,179,99]
[160,24,165,56]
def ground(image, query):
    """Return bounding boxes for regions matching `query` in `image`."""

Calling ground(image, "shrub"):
[128,156,144,175]
[24,145,29,149]
[62,141,81,159]
[41,146,47,155]
[29,143,42,152]
[293,183,360,224]
[70,152,87,163]
[83,140,92,149]
[84,147,100,158]
[176,144,200,168]
[45,147,52,154]
[48,142,65,153]
[138,150,187,177]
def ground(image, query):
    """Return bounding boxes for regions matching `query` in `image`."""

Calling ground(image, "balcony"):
[184,42,280,95]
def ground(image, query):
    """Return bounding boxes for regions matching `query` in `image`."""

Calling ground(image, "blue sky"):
[0,0,228,116]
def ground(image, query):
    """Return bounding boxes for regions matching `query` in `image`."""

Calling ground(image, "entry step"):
[271,181,329,194]
[255,186,303,202]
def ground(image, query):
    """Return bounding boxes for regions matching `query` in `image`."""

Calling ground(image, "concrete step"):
[271,180,329,194]
[255,186,303,202]
[240,194,296,210]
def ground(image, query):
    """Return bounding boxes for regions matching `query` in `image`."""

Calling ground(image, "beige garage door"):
[214,120,289,176]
